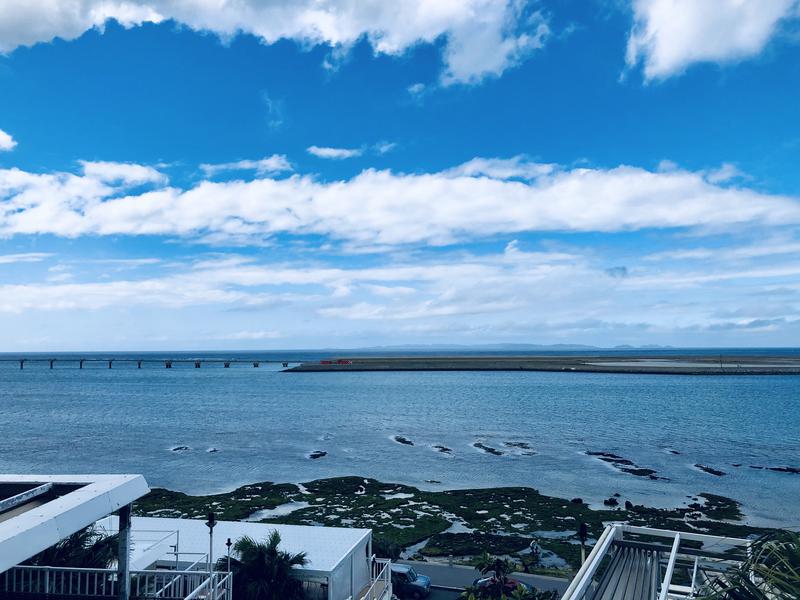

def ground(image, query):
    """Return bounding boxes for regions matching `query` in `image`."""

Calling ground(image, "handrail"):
[1,564,233,600]
[622,524,750,547]
[360,558,391,600]
[9,565,117,573]
[560,525,617,600]
[658,534,681,600]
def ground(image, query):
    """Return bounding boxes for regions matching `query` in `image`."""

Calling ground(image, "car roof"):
[391,564,412,573]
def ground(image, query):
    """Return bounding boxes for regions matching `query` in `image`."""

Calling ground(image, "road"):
[398,560,569,596]
[428,590,461,600]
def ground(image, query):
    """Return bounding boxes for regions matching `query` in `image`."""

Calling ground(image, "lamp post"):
[578,522,588,564]
[205,512,217,576]
[225,538,232,573]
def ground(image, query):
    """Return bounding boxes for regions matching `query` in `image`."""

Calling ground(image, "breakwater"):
[288,354,800,375]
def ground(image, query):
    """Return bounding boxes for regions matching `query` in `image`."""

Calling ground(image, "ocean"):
[1,350,798,528]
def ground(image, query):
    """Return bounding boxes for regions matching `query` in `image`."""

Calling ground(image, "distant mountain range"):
[343,343,675,351]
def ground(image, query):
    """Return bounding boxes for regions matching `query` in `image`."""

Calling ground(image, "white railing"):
[359,558,391,600]
[561,524,752,600]
[0,565,232,600]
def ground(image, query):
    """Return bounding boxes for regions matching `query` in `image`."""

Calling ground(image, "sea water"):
[0,352,798,528]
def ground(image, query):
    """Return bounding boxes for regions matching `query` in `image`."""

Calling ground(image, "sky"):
[0,0,800,350]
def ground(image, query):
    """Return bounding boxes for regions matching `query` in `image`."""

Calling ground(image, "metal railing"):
[0,565,232,600]
[359,558,391,600]
[561,524,752,600]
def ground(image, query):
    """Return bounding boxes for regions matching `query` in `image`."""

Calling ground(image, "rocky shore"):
[134,476,776,575]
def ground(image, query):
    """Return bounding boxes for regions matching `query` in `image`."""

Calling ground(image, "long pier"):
[3,358,301,369]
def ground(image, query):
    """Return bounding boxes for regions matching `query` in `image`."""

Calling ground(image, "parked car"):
[472,576,532,596]
[391,564,431,599]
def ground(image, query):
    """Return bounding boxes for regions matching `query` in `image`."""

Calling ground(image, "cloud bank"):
[0,0,549,84]
[1,157,798,248]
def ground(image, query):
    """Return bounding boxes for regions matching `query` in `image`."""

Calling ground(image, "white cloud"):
[80,160,167,185]
[307,145,362,159]
[1,241,799,345]
[705,162,748,184]
[407,82,427,102]
[446,156,556,180]
[220,330,282,340]
[645,238,800,262]
[627,0,800,80]
[0,129,17,151]
[200,155,292,177]
[440,6,549,85]
[0,0,549,85]
[0,252,51,264]
[46,264,73,282]
[2,157,800,247]
[374,142,397,155]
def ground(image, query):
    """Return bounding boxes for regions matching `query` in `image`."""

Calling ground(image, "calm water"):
[1,352,798,528]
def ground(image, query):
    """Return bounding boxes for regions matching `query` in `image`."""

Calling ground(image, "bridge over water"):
[2,357,307,369]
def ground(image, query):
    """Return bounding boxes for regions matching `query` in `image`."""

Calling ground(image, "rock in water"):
[393,435,414,446]
[695,464,726,477]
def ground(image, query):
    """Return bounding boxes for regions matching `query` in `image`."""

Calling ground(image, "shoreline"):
[286,354,800,375]
[135,475,777,574]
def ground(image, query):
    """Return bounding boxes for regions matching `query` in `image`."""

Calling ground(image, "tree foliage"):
[25,526,118,568]
[215,532,308,600]
[702,530,800,600]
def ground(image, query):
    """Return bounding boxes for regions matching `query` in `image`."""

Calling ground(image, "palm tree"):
[702,530,800,600]
[25,526,118,568]
[215,532,308,600]
[476,551,514,585]
[475,551,516,598]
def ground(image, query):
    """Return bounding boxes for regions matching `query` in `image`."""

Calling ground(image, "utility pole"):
[579,523,588,564]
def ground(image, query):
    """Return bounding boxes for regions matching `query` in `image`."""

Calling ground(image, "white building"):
[0,475,391,600]
[94,516,381,600]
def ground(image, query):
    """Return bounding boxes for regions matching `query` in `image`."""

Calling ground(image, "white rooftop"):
[0,474,150,573]
[96,516,372,575]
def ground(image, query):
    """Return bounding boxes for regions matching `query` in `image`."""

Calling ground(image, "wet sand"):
[287,354,800,374]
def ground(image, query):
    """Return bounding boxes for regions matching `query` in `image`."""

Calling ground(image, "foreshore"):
[286,354,800,374]
[135,476,775,574]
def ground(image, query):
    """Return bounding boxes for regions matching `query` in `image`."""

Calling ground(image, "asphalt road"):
[428,590,462,600]
[398,560,569,595]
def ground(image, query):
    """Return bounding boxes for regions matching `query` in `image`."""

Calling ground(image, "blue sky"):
[1,0,800,350]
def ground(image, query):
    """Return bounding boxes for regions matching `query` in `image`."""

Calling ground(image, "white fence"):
[0,565,232,600]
